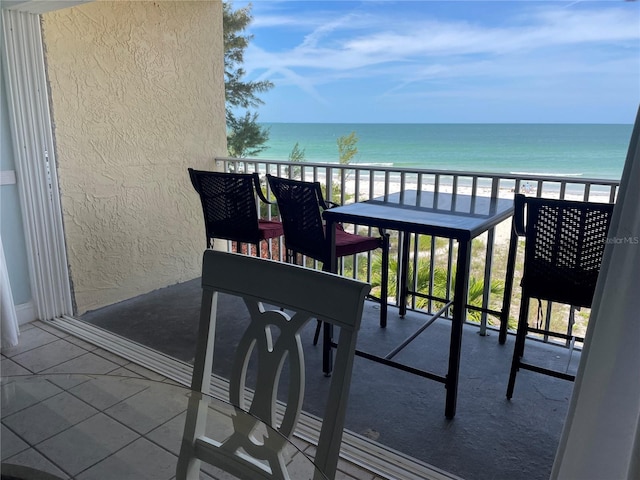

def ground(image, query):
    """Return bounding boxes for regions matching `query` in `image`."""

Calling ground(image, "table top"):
[324,190,514,240]
[1,374,325,480]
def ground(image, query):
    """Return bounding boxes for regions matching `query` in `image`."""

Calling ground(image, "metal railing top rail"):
[215,156,620,206]
[215,156,621,187]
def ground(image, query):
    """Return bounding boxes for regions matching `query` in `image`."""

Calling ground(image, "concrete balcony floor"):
[77,278,579,480]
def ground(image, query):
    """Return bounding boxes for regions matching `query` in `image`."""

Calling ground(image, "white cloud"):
[241,1,639,122]
[248,5,637,70]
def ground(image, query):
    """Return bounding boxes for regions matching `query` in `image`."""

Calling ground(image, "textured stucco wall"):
[41,0,226,314]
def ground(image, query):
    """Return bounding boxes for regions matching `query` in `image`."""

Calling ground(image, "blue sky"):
[233,0,640,124]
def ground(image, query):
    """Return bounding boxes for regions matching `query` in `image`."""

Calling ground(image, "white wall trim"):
[1,9,73,320]
[15,300,35,325]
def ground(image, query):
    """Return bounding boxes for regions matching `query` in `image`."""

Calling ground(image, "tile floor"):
[1,321,386,480]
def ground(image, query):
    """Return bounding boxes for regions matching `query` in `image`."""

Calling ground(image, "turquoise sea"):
[255,123,632,181]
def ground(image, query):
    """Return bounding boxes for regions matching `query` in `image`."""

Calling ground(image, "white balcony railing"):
[215,156,620,345]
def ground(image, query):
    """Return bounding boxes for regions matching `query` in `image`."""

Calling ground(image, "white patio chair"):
[176,250,370,480]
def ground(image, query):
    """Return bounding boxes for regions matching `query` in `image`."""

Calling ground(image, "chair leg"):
[515,296,531,360]
[322,321,333,376]
[507,296,530,399]
[314,260,332,345]
[313,319,322,345]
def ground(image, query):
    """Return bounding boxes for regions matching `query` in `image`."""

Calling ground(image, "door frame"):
[1,6,75,320]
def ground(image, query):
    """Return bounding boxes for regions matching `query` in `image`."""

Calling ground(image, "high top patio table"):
[323,189,515,419]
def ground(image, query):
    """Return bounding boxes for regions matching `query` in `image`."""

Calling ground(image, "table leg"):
[399,231,410,317]
[445,239,471,419]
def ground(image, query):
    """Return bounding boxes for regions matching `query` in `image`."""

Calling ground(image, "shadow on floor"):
[80,278,578,480]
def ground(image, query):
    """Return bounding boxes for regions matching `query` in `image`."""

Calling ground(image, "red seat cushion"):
[258,220,284,240]
[335,228,381,257]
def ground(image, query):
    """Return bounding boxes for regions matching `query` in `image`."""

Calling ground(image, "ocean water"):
[255,123,631,181]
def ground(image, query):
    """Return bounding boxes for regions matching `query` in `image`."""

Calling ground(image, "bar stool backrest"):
[516,194,615,308]
[189,169,268,248]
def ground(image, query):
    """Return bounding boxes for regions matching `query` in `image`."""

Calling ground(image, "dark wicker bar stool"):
[188,169,283,258]
[266,174,390,343]
[506,193,615,398]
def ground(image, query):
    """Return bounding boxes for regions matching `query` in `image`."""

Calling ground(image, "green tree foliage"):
[224,1,273,157]
[288,142,306,162]
[337,131,359,165]
[287,142,306,179]
[227,112,270,158]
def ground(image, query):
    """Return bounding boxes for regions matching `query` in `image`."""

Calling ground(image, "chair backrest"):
[514,194,615,308]
[189,169,263,247]
[266,175,330,262]
[178,250,370,480]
